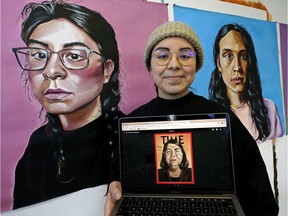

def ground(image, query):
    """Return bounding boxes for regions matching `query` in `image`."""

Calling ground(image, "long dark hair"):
[20,0,122,146]
[160,138,189,170]
[208,23,270,141]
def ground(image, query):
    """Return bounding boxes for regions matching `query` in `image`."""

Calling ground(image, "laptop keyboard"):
[115,197,238,216]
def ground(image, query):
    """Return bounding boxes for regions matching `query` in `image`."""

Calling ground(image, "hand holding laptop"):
[105,181,122,216]
[110,114,245,216]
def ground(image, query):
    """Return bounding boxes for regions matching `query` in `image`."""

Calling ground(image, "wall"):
[1,0,287,215]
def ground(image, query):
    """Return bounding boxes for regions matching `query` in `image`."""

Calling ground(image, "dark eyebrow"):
[27,39,48,47]
[27,39,90,49]
[154,47,194,52]
[222,48,232,52]
[154,47,169,51]
[62,42,90,49]
[239,50,248,53]
[222,48,247,53]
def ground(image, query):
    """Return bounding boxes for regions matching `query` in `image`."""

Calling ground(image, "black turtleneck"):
[13,114,112,209]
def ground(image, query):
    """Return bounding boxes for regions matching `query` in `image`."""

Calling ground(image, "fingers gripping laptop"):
[111,113,245,216]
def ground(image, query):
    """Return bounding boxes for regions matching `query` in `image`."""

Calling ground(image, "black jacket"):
[158,168,192,182]
[13,113,122,209]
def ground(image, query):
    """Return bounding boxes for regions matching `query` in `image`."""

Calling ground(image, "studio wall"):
[1,0,287,215]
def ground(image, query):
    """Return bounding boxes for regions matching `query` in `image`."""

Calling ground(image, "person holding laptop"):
[105,21,278,216]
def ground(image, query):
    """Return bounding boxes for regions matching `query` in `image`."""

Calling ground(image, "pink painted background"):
[1,0,168,211]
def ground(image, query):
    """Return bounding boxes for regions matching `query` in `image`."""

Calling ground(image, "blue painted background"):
[174,5,285,131]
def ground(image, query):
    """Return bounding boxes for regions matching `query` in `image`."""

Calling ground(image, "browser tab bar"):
[121,118,227,131]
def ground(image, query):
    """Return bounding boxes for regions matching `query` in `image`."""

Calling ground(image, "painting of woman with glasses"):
[157,138,193,183]
[11,0,123,209]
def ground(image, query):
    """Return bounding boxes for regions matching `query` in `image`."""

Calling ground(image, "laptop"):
[111,113,245,216]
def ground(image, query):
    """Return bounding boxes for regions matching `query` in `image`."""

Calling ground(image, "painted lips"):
[231,77,244,84]
[169,159,177,163]
[44,88,72,100]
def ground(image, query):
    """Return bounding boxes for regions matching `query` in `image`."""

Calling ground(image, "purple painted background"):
[1,0,168,211]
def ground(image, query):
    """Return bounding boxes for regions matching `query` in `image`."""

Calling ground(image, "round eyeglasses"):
[165,148,183,156]
[152,48,197,66]
[11,47,104,71]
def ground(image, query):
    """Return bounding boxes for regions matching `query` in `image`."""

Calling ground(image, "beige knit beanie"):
[144,21,204,72]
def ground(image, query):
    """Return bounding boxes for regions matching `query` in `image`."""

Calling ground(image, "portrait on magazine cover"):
[154,132,195,184]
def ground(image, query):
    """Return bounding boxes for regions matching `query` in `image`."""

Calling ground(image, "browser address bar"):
[121,119,227,131]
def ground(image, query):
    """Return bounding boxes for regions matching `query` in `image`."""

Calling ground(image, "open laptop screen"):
[119,113,235,195]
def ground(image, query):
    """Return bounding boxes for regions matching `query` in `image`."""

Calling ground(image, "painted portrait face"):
[165,143,183,170]
[150,37,197,100]
[217,30,248,98]
[27,18,112,115]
